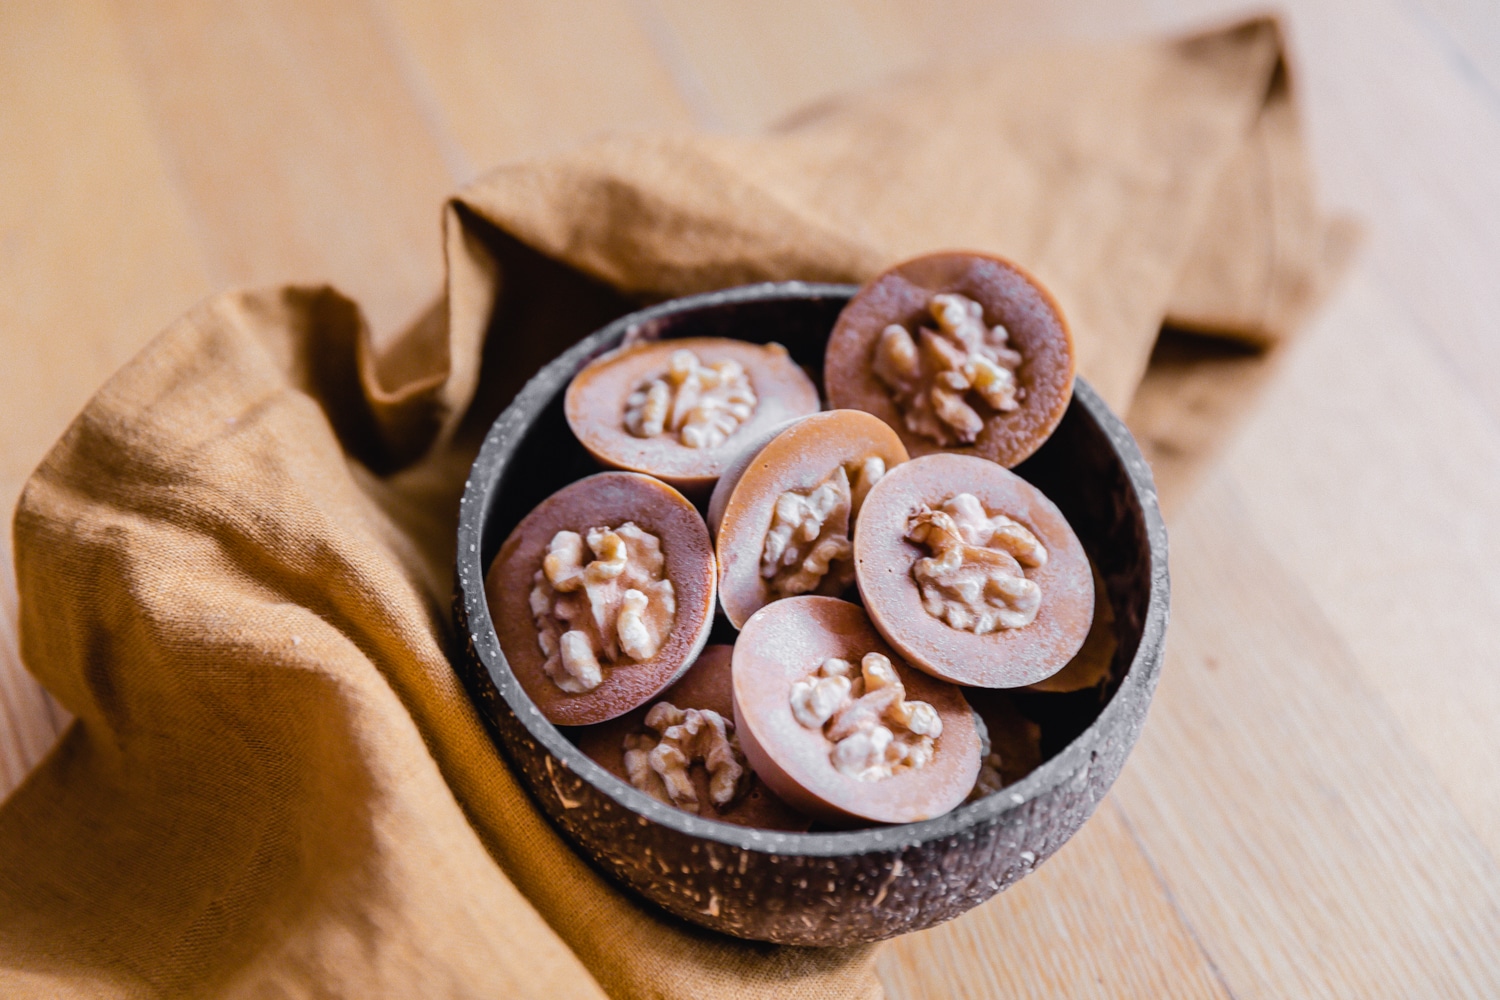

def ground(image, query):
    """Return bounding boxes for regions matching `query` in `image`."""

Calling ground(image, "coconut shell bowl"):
[452,281,1169,947]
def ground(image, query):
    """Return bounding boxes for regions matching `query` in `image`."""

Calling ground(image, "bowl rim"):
[455,280,1169,859]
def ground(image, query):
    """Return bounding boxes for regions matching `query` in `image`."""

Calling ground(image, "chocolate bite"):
[825,251,1074,468]
[566,336,821,493]
[854,453,1093,688]
[488,472,716,725]
[1023,559,1117,693]
[708,409,909,628]
[732,596,980,825]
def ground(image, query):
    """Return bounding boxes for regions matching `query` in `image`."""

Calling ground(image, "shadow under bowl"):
[453,281,1169,946]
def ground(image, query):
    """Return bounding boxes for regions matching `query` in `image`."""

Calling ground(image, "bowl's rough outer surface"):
[453,282,1169,946]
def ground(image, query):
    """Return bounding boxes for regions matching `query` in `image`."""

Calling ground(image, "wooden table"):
[4,2,1499,996]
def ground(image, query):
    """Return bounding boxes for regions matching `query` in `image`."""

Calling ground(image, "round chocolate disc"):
[488,472,716,725]
[853,453,1093,688]
[825,251,1074,468]
[732,596,980,825]
[566,337,821,493]
[709,409,909,628]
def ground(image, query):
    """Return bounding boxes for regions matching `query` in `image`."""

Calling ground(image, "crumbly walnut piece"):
[906,493,1047,634]
[871,292,1024,447]
[760,458,886,598]
[623,348,759,449]
[622,701,746,814]
[788,652,942,781]
[529,522,677,693]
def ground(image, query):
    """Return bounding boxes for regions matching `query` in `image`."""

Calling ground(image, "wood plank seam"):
[629,0,732,131]
[365,0,478,185]
[1222,471,1500,873]
[1109,796,1242,1000]
[1401,0,1500,116]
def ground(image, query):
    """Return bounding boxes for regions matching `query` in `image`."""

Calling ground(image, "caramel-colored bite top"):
[710,409,909,629]
[488,472,716,726]
[732,597,980,826]
[566,337,821,493]
[825,251,1074,468]
[854,453,1093,688]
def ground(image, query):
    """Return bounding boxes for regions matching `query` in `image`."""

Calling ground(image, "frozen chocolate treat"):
[488,472,716,725]
[854,453,1093,688]
[825,251,1074,468]
[566,337,820,493]
[732,596,980,825]
[708,409,909,628]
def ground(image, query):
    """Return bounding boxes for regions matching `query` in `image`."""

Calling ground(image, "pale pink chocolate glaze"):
[488,472,716,726]
[732,597,980,825]
[853,453,1093,688]
[573,645,812,831]
[566,337,821,493]
[824,251,1075,468]
[710,410,909,629]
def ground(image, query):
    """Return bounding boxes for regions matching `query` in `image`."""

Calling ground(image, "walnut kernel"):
[788,652,942,781]
[529,523,676,693]
[760,458,885,598]
[871,292,1023,446]
[623,702,746,814]
[907,493,1047,634]
[623,348,759,449]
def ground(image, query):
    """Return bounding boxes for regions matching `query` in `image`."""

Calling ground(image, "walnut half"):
[622,702,746,814]
[623,348,759,449]
[759,456,886,598]
[906,493,1047,634]
[788,652,942,781]
[529,523,676,693]
[871,292,1023,447]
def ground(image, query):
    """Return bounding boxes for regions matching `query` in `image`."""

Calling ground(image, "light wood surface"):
[3,2,1498,997]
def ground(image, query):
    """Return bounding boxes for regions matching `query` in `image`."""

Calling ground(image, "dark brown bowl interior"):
[453,281,1169,946]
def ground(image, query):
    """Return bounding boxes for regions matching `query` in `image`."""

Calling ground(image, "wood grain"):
[0,0,213,790]
[881,799,1233,1000]
[1117,464,1500,998]
[381,0,700,170]
[3,0,1499,997]
[1226,269,1500,867]
[111,0,455,340]
[649,0,906,131]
